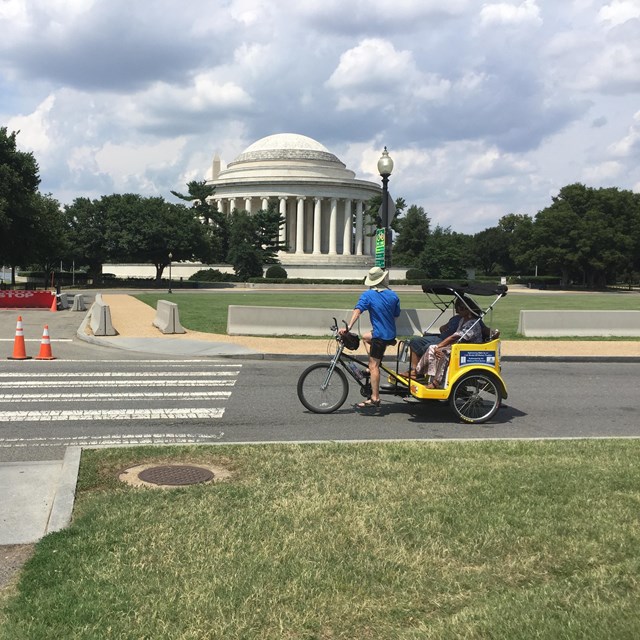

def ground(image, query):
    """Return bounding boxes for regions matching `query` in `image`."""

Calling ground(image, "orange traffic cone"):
[35,325,56,360]
[7,316,32,360]
[50,293,58,312]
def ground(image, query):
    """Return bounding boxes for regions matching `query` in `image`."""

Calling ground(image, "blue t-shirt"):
[355,288,401,340]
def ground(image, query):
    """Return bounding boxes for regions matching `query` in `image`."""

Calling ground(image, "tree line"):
[392,184,640,287]
[2,126,640,287]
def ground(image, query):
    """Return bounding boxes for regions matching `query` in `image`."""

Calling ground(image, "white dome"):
[242,133,330,154]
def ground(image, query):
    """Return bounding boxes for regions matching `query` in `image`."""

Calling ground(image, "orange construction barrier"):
[50,293,57,312]
[7,315,32,360]
[35,324,56,360]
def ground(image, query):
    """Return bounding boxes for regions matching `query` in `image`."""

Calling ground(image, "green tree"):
[29,193,70,287]
[0,127,41,282]
[226,210,263,280]
[527,184,640,287]
[417,226,471,279]
[66,194,212,284]
[171,180,229,261]
[103,194,212,283]
[253,199,288,264]
[392,205,431,266]
[64,197,111,284]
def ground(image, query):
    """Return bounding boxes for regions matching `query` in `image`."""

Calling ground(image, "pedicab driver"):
[339,266,401,409]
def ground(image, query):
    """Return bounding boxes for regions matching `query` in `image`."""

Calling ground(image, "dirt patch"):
[0,544,35,591]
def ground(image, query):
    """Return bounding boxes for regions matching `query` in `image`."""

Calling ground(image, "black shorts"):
[370,338,396,360]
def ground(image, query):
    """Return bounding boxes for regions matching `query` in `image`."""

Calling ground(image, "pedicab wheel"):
[297,363,349,414]
[450,372,502,424]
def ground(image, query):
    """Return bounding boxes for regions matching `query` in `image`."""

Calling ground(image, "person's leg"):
[357,338,385,407]
[426,345,438,377]
[405,336,434,375]
[368,355,382,402]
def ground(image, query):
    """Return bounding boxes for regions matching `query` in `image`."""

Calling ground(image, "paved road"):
[1,358,638,462]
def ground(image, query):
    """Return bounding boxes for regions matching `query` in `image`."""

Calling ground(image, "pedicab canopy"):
[421,282,508,297]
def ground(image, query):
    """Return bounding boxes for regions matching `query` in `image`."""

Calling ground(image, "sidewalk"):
[3,293,640,548]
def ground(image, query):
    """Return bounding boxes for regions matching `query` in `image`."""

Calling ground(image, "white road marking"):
[0,371,239,378]
[0,338,73,342]
[0,391,232,401]
[0,379,236,388]
[0,432,225,447]
[0,359,243,364]
[0,408,226,421]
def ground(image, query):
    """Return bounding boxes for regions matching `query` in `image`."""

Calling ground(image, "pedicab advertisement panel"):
[458,350,496,367]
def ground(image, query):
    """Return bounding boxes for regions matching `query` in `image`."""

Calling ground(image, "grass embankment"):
[135,290,640,339]
[2,440,639,639]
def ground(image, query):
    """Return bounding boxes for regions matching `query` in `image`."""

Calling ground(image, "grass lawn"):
[135,290,640,339]
[2,440,639,639]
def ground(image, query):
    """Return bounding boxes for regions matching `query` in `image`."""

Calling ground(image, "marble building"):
[207,133,384,279]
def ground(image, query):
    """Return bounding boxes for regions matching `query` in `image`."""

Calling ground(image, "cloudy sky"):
[1,0,639,233]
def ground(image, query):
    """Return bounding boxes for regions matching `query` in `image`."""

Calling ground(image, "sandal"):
[356,398,381,409]
[425,381,440,389]
[399,370,417,378]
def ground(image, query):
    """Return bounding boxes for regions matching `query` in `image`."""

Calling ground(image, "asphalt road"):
[1,356,638,463]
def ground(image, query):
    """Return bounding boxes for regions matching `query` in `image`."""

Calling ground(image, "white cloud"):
[327,39,416,92]
[598,1,640,26]
[479,0,542,27]
[6,94,56,155]
[582,160,623,183]
[1,0,639,233]
[608,110,640,158]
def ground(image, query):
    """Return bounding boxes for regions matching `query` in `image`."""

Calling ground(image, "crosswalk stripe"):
[0,391,232,401]
[0,380,236,388]
[0,371,239,378]
[0,408,226,422]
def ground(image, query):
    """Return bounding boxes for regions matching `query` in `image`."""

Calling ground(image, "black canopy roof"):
[421,282,508,297]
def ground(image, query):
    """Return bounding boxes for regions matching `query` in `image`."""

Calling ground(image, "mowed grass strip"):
[2,440,640,639]
[134,290,640,339]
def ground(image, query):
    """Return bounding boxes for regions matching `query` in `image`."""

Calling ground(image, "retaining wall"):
[518,310,640,337]
[227,306,441,337]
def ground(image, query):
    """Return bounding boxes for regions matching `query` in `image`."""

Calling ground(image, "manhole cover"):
[137,465,215,486]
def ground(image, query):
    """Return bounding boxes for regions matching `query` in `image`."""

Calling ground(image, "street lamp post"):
[377,146,394,269]
[168,252,173,294]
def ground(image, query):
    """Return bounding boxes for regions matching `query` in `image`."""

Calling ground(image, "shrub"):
[265,265,288,279]
[405,268,428,282]
[188,269,237,282]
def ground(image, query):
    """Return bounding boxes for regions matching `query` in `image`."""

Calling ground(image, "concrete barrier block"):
[89,293,117,336]
[227,306,441,337]
[518,310,640,337]
[153,300,186,334]
[71,293,86,312]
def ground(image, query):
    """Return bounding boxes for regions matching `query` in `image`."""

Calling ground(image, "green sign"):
[374,228,385,268]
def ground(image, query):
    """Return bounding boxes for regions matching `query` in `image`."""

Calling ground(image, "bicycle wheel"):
[297,363,349,414]
[450,372,502,424]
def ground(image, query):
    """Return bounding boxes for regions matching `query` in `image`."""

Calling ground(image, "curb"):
[46,446,81,535]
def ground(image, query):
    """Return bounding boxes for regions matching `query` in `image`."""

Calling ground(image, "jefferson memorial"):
[106,133,391,281]
[206,133,383,279]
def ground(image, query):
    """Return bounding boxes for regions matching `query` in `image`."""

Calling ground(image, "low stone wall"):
[518,310,640,337]
[227,306,441,337]
[89,293,117,336]
[153,300,186,334]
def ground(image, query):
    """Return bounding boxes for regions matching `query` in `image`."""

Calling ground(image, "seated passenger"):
[416,300,483,389]
[403,298,486,377]
[402,299,466,377]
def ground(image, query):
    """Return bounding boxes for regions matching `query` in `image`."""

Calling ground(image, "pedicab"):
[297,282,508,424]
